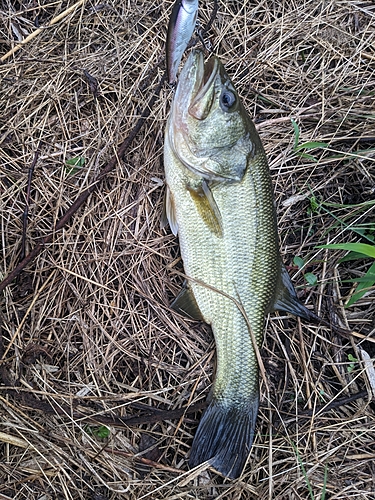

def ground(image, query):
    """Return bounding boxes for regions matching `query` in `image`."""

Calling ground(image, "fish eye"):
[220,89,237,112]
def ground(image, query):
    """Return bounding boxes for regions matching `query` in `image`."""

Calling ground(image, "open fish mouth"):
[190,55,219,114]
[203,56,218,85]
[174,50,219,115]
[193,51,218,91]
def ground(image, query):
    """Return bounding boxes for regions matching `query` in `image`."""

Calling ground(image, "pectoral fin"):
[272,264,318,322]
[187,180,223,237]
[171,281,203,321]
[162,186,179,236]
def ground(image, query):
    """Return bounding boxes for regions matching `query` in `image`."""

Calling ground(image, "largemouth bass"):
[166,0,198,84]
[163,49,315,479]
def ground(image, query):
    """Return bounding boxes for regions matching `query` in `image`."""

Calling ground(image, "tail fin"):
[189,398,258,479]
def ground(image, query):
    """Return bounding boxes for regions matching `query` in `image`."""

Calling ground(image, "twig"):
[201,0,218,37]
[84,400,207,427]
[103,448,183,473]
[83,70,99,99]
[297,389,369,417]
[20,146,40,263]
[0,379,207,427]
[273,389,369,429]
[0,431,29,448]
[1,0,87,62]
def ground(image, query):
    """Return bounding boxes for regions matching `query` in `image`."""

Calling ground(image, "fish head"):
[168,49,260,182]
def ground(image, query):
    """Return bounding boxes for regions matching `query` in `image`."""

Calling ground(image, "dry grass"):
[1,0,375,498]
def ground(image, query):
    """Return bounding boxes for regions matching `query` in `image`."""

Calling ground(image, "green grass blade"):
[295,141,329,151]
[291,118,300,150]
[322,200,375,210]
[339,251,372,263]
[321,464,328,500]
[317,205,375,243]
[341,274,375,284]
[346,262,375,307]
[292,443,315,500]
[300,152,318,161]
[318,243,375,259]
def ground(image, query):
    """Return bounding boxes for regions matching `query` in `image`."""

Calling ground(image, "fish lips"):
[174,49,220,121]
